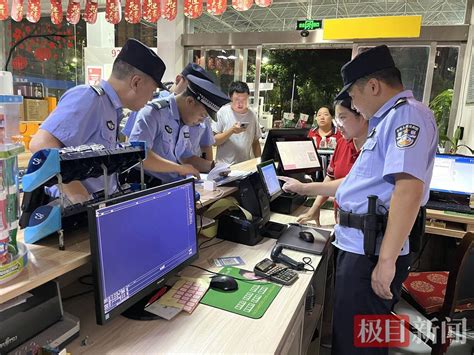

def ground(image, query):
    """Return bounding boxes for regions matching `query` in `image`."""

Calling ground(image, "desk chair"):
[399,232,474,355]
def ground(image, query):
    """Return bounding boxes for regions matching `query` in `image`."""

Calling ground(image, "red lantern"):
[124,0,141,23]
[0,0,9,20]
[105,0,122,24]
[184,0,202,19]
[34,47,52,61]
[12,55,28,71]
[162,0,177,20]
[83,0,98,24]
[26,0,40,22]
[50,0,63,24]
[232,0,252,11]
[207,0,226,15]
[255,0,271,7]
[10,0,24,21]
[142,0,160,22]
[66,0,81,24]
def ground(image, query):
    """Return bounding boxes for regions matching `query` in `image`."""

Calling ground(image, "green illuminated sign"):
[296,20,323,31]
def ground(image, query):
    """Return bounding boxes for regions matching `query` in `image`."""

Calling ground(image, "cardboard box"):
[23,98,49,121]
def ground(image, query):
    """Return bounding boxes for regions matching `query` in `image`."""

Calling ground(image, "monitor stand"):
[270,193,306,214]
[261,221,287,239]
[121,287,167,321]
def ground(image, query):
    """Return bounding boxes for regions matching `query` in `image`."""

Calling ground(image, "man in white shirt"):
[212,81,262,164]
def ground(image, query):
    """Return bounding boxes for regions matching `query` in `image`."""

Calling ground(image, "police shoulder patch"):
[106,120,115,131]
[395,124,419,148]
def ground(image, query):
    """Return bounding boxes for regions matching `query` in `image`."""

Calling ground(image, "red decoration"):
[207,0,226,15]
[84,0,98,24]
[162,0,177,20]
[11,0,23,22]
[232,0,252,11]
[105,0,122,24]
[26,0,40,22]
[0,0,9,20]
[34,47,52,61]
[142,0,160,22]
[125,0,141,23]
[50,0,63,24]
[66,0,81,24]
[184,0,202,19]
[255,0,271,7]
[12,55,27,70]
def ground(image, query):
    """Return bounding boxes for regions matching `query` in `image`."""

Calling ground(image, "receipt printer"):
[0,281,63,353]
[217,172,271,246]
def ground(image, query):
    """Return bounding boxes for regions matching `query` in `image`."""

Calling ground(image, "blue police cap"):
[116,39,167,90]
[181,63,214,83]
[186,74,230,115]
[335,45,396,100]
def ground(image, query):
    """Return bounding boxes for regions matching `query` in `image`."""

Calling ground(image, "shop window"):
[5,18,86,99]
[114,21,156,47]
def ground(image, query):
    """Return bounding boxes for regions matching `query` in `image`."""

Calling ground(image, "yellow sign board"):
[323,15,422,40]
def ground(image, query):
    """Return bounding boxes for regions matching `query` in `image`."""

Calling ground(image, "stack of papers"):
[198,162,251,186]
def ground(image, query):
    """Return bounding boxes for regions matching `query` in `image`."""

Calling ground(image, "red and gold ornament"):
[125,0,141,23]
[66,0,81,24]
[34,47,52,61]
[50,0,63,24]
[0,0,9,20]
[207,0,226,15]
[184,0,202,19]
[142,0,160,22]
[26,0,40,22]
[255,0,271,7]
[232,0,252,11]
[12,55,27,71]
[162,0,177,20]
[83,0,98,23]
[105,0,121,23]
[11,0,24,21]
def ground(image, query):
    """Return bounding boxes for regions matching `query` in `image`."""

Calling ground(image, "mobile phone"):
[254,258,299,285]
[239,122,249,128]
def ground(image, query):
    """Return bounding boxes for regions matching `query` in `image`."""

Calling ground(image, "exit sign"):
[296,20,323,31]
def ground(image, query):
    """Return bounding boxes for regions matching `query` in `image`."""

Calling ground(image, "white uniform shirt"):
[212,104,261,164]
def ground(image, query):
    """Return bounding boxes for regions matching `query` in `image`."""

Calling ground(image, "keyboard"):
[426,200,473,215]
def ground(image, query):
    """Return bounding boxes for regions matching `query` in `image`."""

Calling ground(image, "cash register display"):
[430,154,474,195]
[257,160,283,201]
[88,178,198,325]
[275,140,321,172]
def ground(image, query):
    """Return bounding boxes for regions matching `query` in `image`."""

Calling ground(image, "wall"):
[453,3,474,154]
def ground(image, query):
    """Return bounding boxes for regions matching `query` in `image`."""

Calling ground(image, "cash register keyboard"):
[426,200,473,215]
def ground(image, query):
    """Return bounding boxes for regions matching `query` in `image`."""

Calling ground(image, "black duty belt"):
[338,209,386,232]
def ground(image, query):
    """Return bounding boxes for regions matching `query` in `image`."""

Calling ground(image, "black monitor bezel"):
[275,139,322,174]
[87,178,199,325]
[256,159,283,202]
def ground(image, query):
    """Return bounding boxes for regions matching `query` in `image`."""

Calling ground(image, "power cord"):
[302,257,315,272]
[189,264,270,282]
[62,289,94,302]
[199,239,225,250]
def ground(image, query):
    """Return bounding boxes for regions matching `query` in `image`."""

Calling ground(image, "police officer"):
[279,45,437,354]
[123,63,216,172]
[29,39,200,205]
[128,74,230,185]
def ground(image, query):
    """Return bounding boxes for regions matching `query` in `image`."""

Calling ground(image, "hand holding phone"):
[239,122,249,128]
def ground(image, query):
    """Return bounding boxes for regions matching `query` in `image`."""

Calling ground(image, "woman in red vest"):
[308,106,342,149]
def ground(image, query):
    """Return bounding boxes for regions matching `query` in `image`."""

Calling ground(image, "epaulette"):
[90,85,105,96]
[392,97,407,110]
[149,99,170,111]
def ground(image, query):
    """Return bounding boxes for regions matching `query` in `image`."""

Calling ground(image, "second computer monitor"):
[257,160,283,202]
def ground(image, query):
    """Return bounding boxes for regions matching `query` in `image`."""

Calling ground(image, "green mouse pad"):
[200,266,281,319]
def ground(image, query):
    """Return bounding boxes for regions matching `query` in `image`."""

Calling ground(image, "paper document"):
[199,170,250,186]
[207,162,231,181]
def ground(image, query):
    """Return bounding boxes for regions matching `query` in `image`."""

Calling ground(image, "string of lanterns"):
[0,0,272,24]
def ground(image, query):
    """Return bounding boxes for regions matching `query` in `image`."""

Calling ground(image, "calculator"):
[254,258,299,285]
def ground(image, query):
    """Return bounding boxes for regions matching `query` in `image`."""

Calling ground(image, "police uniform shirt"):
[334,90,438,256]
[129,95,193,183]
[40,79,121,195]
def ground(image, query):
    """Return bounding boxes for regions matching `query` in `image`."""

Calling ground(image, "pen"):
[145,286,168,308]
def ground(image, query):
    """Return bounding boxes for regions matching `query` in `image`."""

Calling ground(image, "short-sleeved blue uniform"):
[334,90,438,255]
[40,80,122,196]
[128,95,194,184]
[122,90,215,157]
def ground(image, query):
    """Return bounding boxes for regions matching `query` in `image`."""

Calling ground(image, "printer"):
[217,172,272,246]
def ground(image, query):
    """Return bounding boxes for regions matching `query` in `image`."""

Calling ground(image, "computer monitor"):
[430,154,474,196]
[87,178,198,325]
[257,160,283,202]
[261,128,310,162]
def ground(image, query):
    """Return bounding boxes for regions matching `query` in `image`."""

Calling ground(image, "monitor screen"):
[261,128,310,162]
[257,160,283,201]
[88,178,198,325]
[276,140,321,172]
[430,154,474,196]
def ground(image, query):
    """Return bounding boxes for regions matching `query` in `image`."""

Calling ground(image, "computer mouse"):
[299,231,315,243]
[209,275,238,291]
